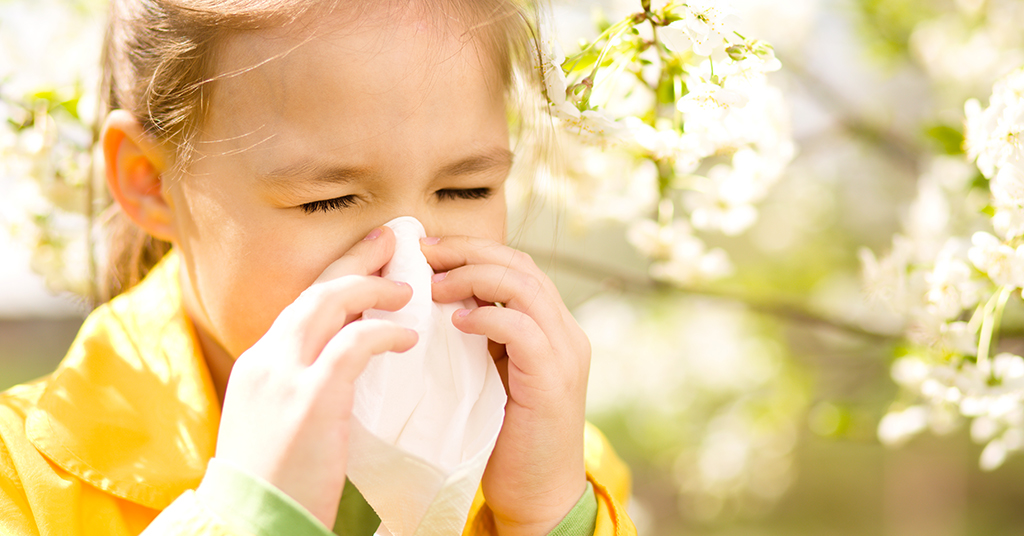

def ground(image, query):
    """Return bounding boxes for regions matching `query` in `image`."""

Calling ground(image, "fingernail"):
[456,308,471,318]
[363,228,383,241]
[421,237,440,245]
[395,281,409,288]
[431,272,447,283]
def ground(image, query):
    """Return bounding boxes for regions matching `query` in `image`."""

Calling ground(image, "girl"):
[0,0,634,535]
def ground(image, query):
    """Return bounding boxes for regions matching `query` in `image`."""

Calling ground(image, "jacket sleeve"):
[160,461,600,536]
[0,396,327,536]
[143,458,335,536]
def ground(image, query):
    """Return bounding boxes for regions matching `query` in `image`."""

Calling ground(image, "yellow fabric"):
[0,252,635,535]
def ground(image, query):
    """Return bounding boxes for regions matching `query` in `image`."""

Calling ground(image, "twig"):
[524,246,899,343]
[783,58,921,174]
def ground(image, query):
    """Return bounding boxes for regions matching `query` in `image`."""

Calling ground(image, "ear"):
[102,110,177,242]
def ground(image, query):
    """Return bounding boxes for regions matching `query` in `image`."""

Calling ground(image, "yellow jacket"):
[0,253,635,536]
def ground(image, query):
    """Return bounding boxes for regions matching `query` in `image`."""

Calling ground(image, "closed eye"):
[300,195,357,214]
[436,188,493,201]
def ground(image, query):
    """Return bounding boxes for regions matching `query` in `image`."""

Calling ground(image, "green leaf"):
[970,171,989,190]
[656,74,676,104]
[923,123,964,155]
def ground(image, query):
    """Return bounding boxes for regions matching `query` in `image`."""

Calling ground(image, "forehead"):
[197,4,507,171]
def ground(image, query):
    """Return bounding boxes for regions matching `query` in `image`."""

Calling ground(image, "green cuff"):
[546,481,598,536]
[197,457,335,536]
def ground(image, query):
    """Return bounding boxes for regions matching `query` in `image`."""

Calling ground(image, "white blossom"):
[661,1,741,57]
[559,138,659,223]
[878,405,929,446]
[860,235,915,310]
[991,164,1024,239]
[925,254,982,320]
[964,68,1024,179]
[538,23,574,120]
[968,231,1024,288]
[677,81,749,116]
[561,109,623,139]
[992,205,1024,241]
[686,164,760,236]
[628,218,733,284]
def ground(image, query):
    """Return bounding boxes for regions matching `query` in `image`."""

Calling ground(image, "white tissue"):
[349,217,507,536]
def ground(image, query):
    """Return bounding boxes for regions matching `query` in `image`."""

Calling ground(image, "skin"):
[102,4,589,535]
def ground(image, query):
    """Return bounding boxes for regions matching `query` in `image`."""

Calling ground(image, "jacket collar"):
[26,252,221,509]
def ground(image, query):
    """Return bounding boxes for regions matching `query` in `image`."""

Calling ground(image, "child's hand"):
[214,227,417,528]
[422,236,590,536]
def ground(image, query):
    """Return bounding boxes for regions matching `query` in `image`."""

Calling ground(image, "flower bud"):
[750,40,775,59]
[726,45,747,61]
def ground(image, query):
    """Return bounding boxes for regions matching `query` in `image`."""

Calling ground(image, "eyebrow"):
[436,148,515,178]
[256,147,515,192]
[257,160,370,187]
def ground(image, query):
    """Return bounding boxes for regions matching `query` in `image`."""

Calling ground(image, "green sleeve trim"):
[546,481,598,536]
[196,457,335,536]
[332,479,380,536]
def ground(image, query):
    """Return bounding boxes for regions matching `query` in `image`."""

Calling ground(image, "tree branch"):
[525,246,899,343]
[782,58,922,175]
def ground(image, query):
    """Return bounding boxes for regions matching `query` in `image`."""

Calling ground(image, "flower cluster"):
[870,68,1024,469]
[0,1,104,301]
[1,87,97,298]
[538,0,793,286]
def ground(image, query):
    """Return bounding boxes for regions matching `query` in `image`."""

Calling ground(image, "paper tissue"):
[349,216,507,536]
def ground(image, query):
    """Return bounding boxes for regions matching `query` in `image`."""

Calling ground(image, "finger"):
[273,275,413,364]
[312,319,418,384]
[314,226,396,284]
[422,236,565,304]
[451,306,553,379]
[431,264,563,333]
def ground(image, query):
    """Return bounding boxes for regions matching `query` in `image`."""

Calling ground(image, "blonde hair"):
[98,0,546,301]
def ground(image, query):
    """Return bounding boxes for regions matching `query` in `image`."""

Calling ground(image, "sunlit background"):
[4,0,1024,534]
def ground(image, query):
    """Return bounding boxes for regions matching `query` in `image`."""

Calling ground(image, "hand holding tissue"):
[349,217,507,536]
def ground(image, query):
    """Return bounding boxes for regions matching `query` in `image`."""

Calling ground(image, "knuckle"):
[294,285,328,310]
[510,310,531,333]
[512,273,544,311]
[344,320,378,343]
[521,273,543,295]
[511,249,536,270]
[342,319,394,351]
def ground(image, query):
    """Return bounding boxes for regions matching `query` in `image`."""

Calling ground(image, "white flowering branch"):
[538,0,793,287]
[869,67,1024,470]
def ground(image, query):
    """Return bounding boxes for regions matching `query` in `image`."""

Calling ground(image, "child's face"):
[164,9,511,359]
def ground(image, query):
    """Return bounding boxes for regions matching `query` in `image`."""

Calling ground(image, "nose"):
[379,202,444,239]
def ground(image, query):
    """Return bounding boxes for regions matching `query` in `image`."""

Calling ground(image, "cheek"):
[170,188,346,357]
[207,237,355,356]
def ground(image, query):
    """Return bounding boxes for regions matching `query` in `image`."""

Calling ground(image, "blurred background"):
[4,0,1024,534]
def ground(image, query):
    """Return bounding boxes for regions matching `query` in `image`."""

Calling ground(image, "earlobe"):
[102,109,177,242]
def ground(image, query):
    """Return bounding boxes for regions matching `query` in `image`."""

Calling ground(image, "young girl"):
[0,0,634,534]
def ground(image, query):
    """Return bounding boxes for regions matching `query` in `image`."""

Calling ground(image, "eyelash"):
[436,187,493,201]
[300,195,358,214]
[299,188,493,214]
